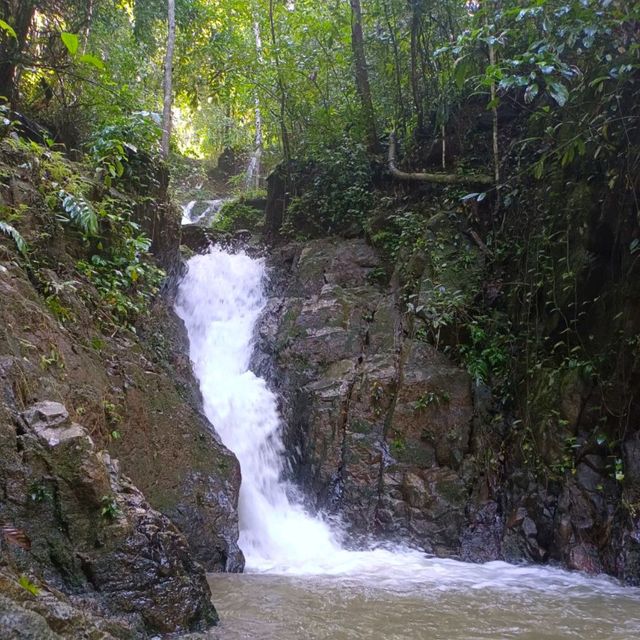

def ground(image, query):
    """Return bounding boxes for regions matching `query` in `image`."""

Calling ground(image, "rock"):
[0,595,63,640]
[0,255,243,575]
[259,238,475,555]
[1,401,217,636]
[21,402,69,430]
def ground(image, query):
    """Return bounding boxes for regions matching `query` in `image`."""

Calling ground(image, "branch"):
[388,132,494,186]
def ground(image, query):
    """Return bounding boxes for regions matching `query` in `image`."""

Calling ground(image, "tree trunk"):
[381,0,405,130]
[82,0,96,54]
[247,21,263,190]
[408,1,424,134]
[161,0,176,160]
[0,0,36,107]
[349,0,378,152]
[486,2,500,187]
[388,132,493,185]
[269,0,291,161]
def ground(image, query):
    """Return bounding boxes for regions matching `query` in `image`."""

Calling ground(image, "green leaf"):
[524,83,539,104]
[547,81,569,106]
[18,576,40,596]
[0,220,27,255]
[57,190,98,236]
[0,19,17,38]
[78,54,105,70]
[60,32,79,56]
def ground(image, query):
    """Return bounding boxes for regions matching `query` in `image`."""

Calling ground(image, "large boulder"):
[0,400,217,637]
[257,239,474,554]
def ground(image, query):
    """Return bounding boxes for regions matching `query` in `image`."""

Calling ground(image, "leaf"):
[547,81,569,106]
[0,220,28,255]
[18,576,40,596]
[78,54,105,70]
[0,19,16,38]
[524,83,539,104]
[60,32,79,56]
[58,190,98,236]
[533,158,545,179]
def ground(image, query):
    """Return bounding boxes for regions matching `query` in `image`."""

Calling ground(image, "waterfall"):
[181,199,227,226]
[174,246,640,598]
[175,248,342,571]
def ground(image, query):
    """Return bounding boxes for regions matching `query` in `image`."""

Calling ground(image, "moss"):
[211,201,263,233]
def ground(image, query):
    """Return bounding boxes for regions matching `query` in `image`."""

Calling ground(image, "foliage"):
[88,113,162,187]
[213,201,264,233]
[100,495,120,520]
[18,576,40,597]
[0,220,27,255]
[77,230,164,328]
[286,140,373,236]
[57,190,98,236]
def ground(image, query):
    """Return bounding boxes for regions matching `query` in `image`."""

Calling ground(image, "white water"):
[175,247,640,608]
[175,248,343,571]
[181,199,227,226]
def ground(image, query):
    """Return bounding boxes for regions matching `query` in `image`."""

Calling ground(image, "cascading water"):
[181,199,227,226]
[176,247,640,639]
[175,247,343,571]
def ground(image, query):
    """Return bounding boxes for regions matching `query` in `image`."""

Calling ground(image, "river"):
[175,247,640,640]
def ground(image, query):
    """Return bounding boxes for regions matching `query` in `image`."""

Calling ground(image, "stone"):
[21,402,70,430]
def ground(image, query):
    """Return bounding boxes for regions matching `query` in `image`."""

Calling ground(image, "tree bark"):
[486,2,500,187]
[408,1,424,134]
[349,0,378,152]
[381,0,404,130]
[161,0,176,160]
[388,132,493,185]
[82,0,95,54]
[0,0,36,106]
[269,0,291,161]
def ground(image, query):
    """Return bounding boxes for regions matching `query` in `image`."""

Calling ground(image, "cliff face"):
[0,141,242,637]
[256,234,640,584]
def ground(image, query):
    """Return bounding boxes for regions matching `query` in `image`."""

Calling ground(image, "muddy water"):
[206,561,640,640]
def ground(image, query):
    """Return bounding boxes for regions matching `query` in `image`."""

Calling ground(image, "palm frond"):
[0,220,28,255]
[58,190,98,236]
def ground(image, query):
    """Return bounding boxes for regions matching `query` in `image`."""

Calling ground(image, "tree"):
[0,0,37,105]
[349,0,378,152]
[161,0,175,159]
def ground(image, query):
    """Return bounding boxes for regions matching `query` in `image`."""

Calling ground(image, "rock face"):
[0,399,216,637]
[0,255,243,575]
[258,237,640,583]
[257,238,473,553]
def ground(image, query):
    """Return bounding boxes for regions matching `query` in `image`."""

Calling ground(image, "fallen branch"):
[388,132,494,186]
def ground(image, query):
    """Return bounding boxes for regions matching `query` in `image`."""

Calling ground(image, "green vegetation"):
[0,0,637,495]
[100,495,120,521]
[213,201,263,233]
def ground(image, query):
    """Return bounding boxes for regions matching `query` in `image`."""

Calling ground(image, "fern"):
[58,190,98,236]
[0,220,28,255]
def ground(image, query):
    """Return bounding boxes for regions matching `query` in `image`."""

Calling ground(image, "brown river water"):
[205,557,640,640]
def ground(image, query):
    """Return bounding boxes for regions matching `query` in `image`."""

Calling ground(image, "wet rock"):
[1,400,217,636]
[259,238,475,555]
